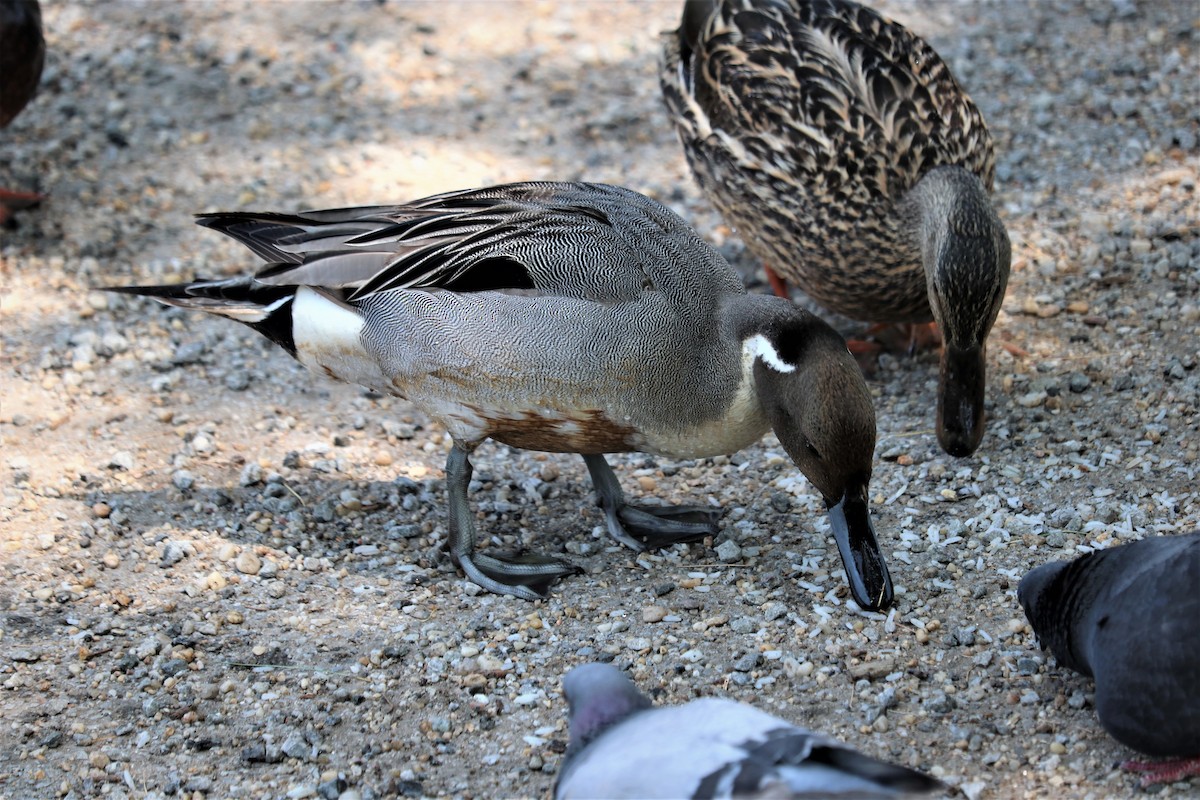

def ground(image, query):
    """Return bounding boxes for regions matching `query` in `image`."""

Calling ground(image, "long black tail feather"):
[105,277,297,357]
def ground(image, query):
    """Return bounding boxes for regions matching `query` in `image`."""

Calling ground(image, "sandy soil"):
[1,1,1197,799]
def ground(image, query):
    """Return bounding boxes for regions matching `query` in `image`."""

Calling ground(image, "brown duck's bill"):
[827,495,894,611]
[937,344,986,457]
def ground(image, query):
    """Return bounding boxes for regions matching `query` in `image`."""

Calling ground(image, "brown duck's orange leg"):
[904,322,942,352]
[764,265,790,298]
[852,322,941,356]
[846,337,883,355]
[846,322,940,375]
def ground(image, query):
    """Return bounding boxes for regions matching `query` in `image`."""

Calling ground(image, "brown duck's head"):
[750,314,893,611]
[911,166,1012,457]
[1017,558,1090,674]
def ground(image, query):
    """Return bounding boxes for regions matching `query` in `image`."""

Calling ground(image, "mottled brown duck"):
[661,0,1011,457]
[0,0,45,226]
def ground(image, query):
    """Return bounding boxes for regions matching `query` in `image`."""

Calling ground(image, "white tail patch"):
[291,287,387,388]
[745,334,796,373]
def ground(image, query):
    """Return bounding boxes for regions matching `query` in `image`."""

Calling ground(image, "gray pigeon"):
[555,662,943,799]
[1018,532,1200,785]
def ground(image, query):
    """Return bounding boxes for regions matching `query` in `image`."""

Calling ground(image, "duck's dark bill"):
[937,344,986,457]
[827,495,894,611]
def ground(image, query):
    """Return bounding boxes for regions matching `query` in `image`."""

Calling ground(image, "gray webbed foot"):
[457,551,582,601]
[614,503,721,549]
[583,454,721,551]
[445,444,580,600]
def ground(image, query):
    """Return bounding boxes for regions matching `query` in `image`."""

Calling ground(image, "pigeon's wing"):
[1089,533,1200,757]
[1019,533,1200,758]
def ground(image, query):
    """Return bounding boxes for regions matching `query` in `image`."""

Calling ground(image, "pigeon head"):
[1018,556,1093,675]
[1017,559,1068,631]
[562,663,652,755]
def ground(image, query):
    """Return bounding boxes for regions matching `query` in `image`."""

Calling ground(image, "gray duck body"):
[1018,532,1200,759]
[109,182,893,609]
[336,185,760,459]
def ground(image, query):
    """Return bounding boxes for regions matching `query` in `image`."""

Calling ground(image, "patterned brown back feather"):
[662,0,998,322]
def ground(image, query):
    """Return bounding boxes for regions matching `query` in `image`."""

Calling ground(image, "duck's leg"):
[764,265,790,299]
[445,444,580,600]
[904,321,941,354]
[846,322,942,374]
[582,454,720,550]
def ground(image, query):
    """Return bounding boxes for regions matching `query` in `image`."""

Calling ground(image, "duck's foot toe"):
[583,454,721,551]
[614,503,721,550]
[1120,756,1200,787]
[457,551,582,600]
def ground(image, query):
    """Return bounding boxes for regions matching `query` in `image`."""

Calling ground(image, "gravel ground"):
[1,1,1197,798]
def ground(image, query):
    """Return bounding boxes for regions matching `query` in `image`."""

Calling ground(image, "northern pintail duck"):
[660,0,1012,457]
[556,662,942,798]
[110,182,893,609]
[0,0,45,226]
[1019,533,1200,786]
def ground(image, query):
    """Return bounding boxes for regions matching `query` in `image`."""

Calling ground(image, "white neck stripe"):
[745,334,796,373]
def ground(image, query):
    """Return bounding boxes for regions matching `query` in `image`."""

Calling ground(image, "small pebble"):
[642,605,667,623]
[108,451,135,471]
[715,540,742,563]
[172,469,195,491]
[236,551,263,575]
